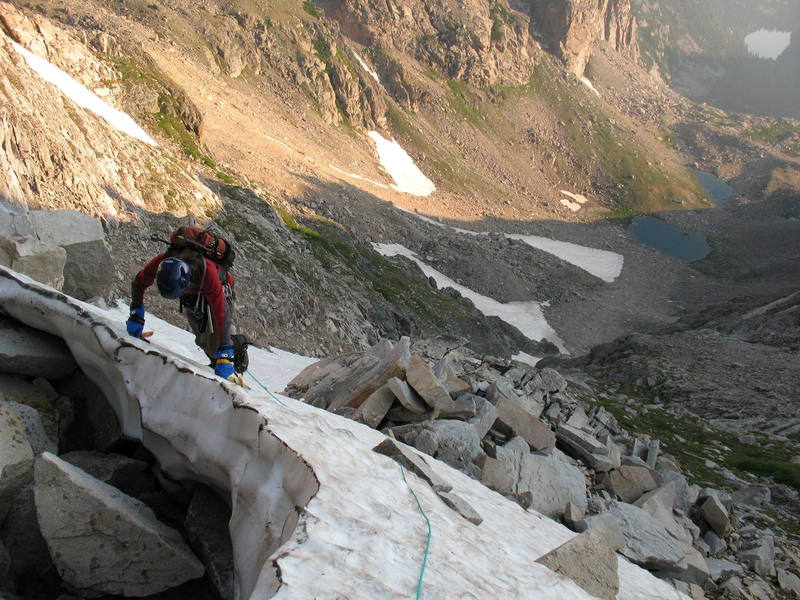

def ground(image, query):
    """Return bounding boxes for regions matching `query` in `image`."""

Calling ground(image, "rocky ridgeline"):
[0,313,236,599]
[286,338,800,600]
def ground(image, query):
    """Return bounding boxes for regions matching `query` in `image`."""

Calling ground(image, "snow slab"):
[0,266,687,600]
[368,131,436,197]
[374,243,567,352]
[11,42,157,146]
[398,207,624,283]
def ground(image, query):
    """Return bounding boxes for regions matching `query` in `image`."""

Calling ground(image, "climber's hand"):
[126,305,145,338]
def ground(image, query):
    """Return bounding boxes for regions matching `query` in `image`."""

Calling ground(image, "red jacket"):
[131,253,234,347]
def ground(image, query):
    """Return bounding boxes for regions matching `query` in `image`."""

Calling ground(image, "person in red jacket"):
[126,248,246,385]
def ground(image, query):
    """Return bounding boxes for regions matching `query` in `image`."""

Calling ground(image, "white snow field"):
[374,242,567,352]
[12,42,157,146]
[399,208,624,283]
[504,233,623,283]
[744,29,792,60]
[368,131,437,196]
[0,266,687,600]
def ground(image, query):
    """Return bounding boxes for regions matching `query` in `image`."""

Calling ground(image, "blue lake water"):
[629,216,712,261]
[691,169,733,206]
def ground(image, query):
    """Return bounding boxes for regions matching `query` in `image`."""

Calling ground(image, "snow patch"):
[504,234,623,283]
[561,191,589,205]
[12,42,157,146]
[398,207,624,283]
[745,29,792,60]
[579,76,600,97]
[560,191,588,212]
[373,243,566,351]
[368,131,436,197]
[353,51,381,84]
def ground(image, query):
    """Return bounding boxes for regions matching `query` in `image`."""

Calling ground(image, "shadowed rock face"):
[524,0,638,75]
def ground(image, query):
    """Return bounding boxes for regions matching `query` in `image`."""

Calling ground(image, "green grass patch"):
[744,121,798,145]
[312,39,332,64]
[446,80,481,126]
[302,1,323,18]
[277,214,497,329]
[157,110,203,159]
[111,57,222,168]
[592,384,800,493]
[216,172,236,184]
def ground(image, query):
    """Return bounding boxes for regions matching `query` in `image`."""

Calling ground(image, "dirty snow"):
[368,131,436,196]
[11,42,157,146]
[0,266,689,600]
[511,351,541,367]
[373,243,567,351]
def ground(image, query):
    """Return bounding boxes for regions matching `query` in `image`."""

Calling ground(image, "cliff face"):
[525,0,638,76]
[187,9,388,130]
[321,0,637,84]
[317,0,535,88]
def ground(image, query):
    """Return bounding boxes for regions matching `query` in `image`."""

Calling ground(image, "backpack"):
[165,226,235,271]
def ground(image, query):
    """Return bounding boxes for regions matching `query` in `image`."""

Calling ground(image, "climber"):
[126,230,248,386]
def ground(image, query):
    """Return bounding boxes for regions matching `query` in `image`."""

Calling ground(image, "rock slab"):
[34,452,204,596]
[0,405,34,521]
[536,529,619,600]
[0,314,76,378]
[591,501,687,571]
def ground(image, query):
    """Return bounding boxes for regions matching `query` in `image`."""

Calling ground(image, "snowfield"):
[368,131,437,196]
[0,266,687,600]
[374,242,567,352]
[399,208,624,283]
[12,41,157,146]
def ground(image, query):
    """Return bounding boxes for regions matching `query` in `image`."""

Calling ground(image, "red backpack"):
[167,226,235,270]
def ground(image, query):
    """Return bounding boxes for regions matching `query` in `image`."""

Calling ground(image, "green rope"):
[245,374,431,595]
[400,464,432,599]
[246,371,288,407]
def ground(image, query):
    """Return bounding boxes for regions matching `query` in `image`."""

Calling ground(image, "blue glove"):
[126,305,145,338]
[214,346,242,385]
